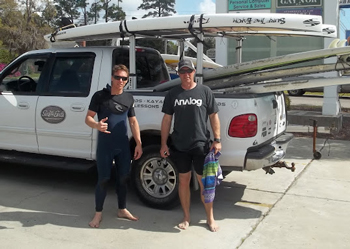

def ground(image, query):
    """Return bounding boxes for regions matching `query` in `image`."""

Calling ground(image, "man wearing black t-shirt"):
[160,59,221,232]
[85,64,142,228]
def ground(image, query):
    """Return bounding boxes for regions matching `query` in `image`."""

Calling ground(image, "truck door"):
[0,54,50,153]
[36,52,101,159]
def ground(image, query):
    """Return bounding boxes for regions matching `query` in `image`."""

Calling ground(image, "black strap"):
[123,20,133,35]
[187,14,209,48]
[119,21,125,39]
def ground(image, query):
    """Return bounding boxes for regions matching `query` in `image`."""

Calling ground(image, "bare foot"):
[89,212,102,228]
[117,209,138,221]
[207,221,219,232]
[178,220,190,230]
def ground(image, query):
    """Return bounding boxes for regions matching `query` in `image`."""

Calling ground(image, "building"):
[215,0,350,115]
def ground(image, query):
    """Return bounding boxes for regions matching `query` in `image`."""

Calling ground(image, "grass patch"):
[304,92,350,97]
[284,91,350,97]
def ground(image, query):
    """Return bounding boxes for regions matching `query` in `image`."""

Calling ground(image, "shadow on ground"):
[0,163,262,232]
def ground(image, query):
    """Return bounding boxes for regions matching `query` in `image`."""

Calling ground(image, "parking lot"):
[1,137,350,249]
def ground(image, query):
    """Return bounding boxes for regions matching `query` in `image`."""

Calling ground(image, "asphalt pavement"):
[0,136,349,249]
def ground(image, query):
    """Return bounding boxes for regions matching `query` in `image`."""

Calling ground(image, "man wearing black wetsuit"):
[85,64,142,228]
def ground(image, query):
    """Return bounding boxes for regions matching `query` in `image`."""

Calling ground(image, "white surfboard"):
[44,13,336,43]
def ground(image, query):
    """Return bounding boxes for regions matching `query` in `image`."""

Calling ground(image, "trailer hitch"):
[263,161,296,175]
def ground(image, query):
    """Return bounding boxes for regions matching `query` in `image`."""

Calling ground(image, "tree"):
[0,0,52,57]
[76,0,89,25]
[100,0,111,22]
[167,40,177,54]
[41,0,58,27]
[103,3,125,22]
[54,0,80,25]
[87,0,102,24]
[137,0,176,18]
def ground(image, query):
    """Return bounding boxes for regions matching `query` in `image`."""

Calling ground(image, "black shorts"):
[170,144,209,175]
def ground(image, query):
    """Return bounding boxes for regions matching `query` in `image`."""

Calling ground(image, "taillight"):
[228,114,257,138]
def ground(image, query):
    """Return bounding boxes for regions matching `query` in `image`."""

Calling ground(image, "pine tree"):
[137,0,176,18]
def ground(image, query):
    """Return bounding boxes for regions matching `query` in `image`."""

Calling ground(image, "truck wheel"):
[132,145,179,209]
[287,90,305,96]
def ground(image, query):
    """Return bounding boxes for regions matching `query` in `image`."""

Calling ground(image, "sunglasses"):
[178,68,194,74]
[113,75,128,81]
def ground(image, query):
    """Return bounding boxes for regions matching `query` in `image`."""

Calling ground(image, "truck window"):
[0,57,48,94]
[113,48,169,89]
[47,54,95,97]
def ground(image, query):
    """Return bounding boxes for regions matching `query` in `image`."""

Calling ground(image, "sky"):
[117,0,216,19]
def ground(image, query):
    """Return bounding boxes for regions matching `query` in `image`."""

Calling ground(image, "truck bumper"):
[245,133,294,171]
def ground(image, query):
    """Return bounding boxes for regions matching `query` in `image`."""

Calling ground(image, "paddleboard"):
[222,76,350,94]
[206,62,350,90]
[153,46,350,92]
[45,13,336,43]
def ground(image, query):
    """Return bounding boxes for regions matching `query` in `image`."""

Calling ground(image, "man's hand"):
[160,145,170,158]
[210,141,222,155]
[134,144,143,160]
[97,117,111,133]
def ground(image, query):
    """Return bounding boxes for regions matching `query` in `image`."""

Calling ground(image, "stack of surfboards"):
[44,13,350,93]
[154,44,350,93]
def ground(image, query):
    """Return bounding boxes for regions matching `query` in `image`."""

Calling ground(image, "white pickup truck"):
[0,46,293,208]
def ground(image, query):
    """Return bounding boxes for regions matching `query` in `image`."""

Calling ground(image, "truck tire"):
[287,89,305,96]
[132,145,179,209]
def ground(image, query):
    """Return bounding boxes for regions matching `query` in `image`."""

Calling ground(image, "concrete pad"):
[239,194,350,249]
[1,137,348,249]
[317,139,350,160]
[0,167,283,249]
[239,138,350,249]
[223,158,309,194]
[288,160,350,202]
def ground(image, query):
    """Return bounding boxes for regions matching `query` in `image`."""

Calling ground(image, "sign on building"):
[229,0,271,11]
[339,0,350,8]
[276,0,322,8]
[276,7,322,15]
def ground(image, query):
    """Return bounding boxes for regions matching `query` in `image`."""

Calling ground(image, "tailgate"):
[215,92,288,170]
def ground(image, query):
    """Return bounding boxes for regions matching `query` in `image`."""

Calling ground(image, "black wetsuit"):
[89,84,135,211]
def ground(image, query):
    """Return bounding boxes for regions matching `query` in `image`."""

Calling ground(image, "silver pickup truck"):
[0,46,293,208]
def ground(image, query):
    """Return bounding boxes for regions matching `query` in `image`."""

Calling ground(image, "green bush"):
[285,94,291,110]
[0,48,14,64]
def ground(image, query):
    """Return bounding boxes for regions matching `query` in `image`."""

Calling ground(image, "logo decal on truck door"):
[41,106,66,124]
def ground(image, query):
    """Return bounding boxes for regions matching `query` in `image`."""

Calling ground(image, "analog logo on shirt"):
[174,97,202,107]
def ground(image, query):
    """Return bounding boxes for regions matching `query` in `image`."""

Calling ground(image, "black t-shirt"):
[89,85,135,143]
[162,84,219,151]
